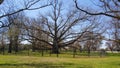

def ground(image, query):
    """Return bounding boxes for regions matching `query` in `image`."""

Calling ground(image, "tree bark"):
[32,41,36,52]
[13,36,19,53]
[52,44,59,54]
[73,48,76,58]
[88,48,91,57]
[8,39,12,53]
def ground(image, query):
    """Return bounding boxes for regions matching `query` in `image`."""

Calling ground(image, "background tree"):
[0,32,6,54]
[109,19,120,51]
[75,16,105,56]
[25,18,49,53]
[6,12,25,53]
[105,41,114,53]
[82,31,103,56]
[74,0,120,52]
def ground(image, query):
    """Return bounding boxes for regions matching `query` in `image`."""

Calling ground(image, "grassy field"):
[0,53,119,68]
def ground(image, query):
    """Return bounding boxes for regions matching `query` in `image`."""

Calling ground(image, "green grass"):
[0,54,119,68]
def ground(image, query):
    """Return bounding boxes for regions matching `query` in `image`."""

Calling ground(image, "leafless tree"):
[70,41,81,58]
[6,12,25,53]
[82,31,103,56]
[105,41,114,53]
[22,17,50,56]
[25,0,101,56]
[75,16,106,56]
[39,1,89,54]
[0,32,5,54]
[110,19,120,51]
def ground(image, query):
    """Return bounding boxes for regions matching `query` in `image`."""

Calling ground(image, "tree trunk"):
[15,44,18,52]
[52,45,59,57]
[79,47,82,53]
[14,41,18,52]
[14,36,19,52]
[41,49,44,56]
[8,41,12,53]
[88,48,91,57]
[73,48,76,58]
[52,39,60,54]
[52,45,59,54]
[32,41,36,52]
[2,46,5,55]
[1,40,5,55]
[32,46,36,52]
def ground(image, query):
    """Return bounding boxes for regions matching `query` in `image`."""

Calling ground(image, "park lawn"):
[0,55,119,68]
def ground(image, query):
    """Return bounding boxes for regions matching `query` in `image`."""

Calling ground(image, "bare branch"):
[0,0,51,19]
[74,0,120,20]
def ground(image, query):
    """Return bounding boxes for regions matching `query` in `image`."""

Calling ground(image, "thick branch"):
[0,1,51,19]
[74,0,120,20]
[27,34,53,46]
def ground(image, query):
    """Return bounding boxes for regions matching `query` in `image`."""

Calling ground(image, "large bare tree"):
[25,0,100,54]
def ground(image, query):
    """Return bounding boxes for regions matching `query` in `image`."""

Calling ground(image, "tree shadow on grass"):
[0,63,61,68]
[0,63,67,68]
[0,63,93,68]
